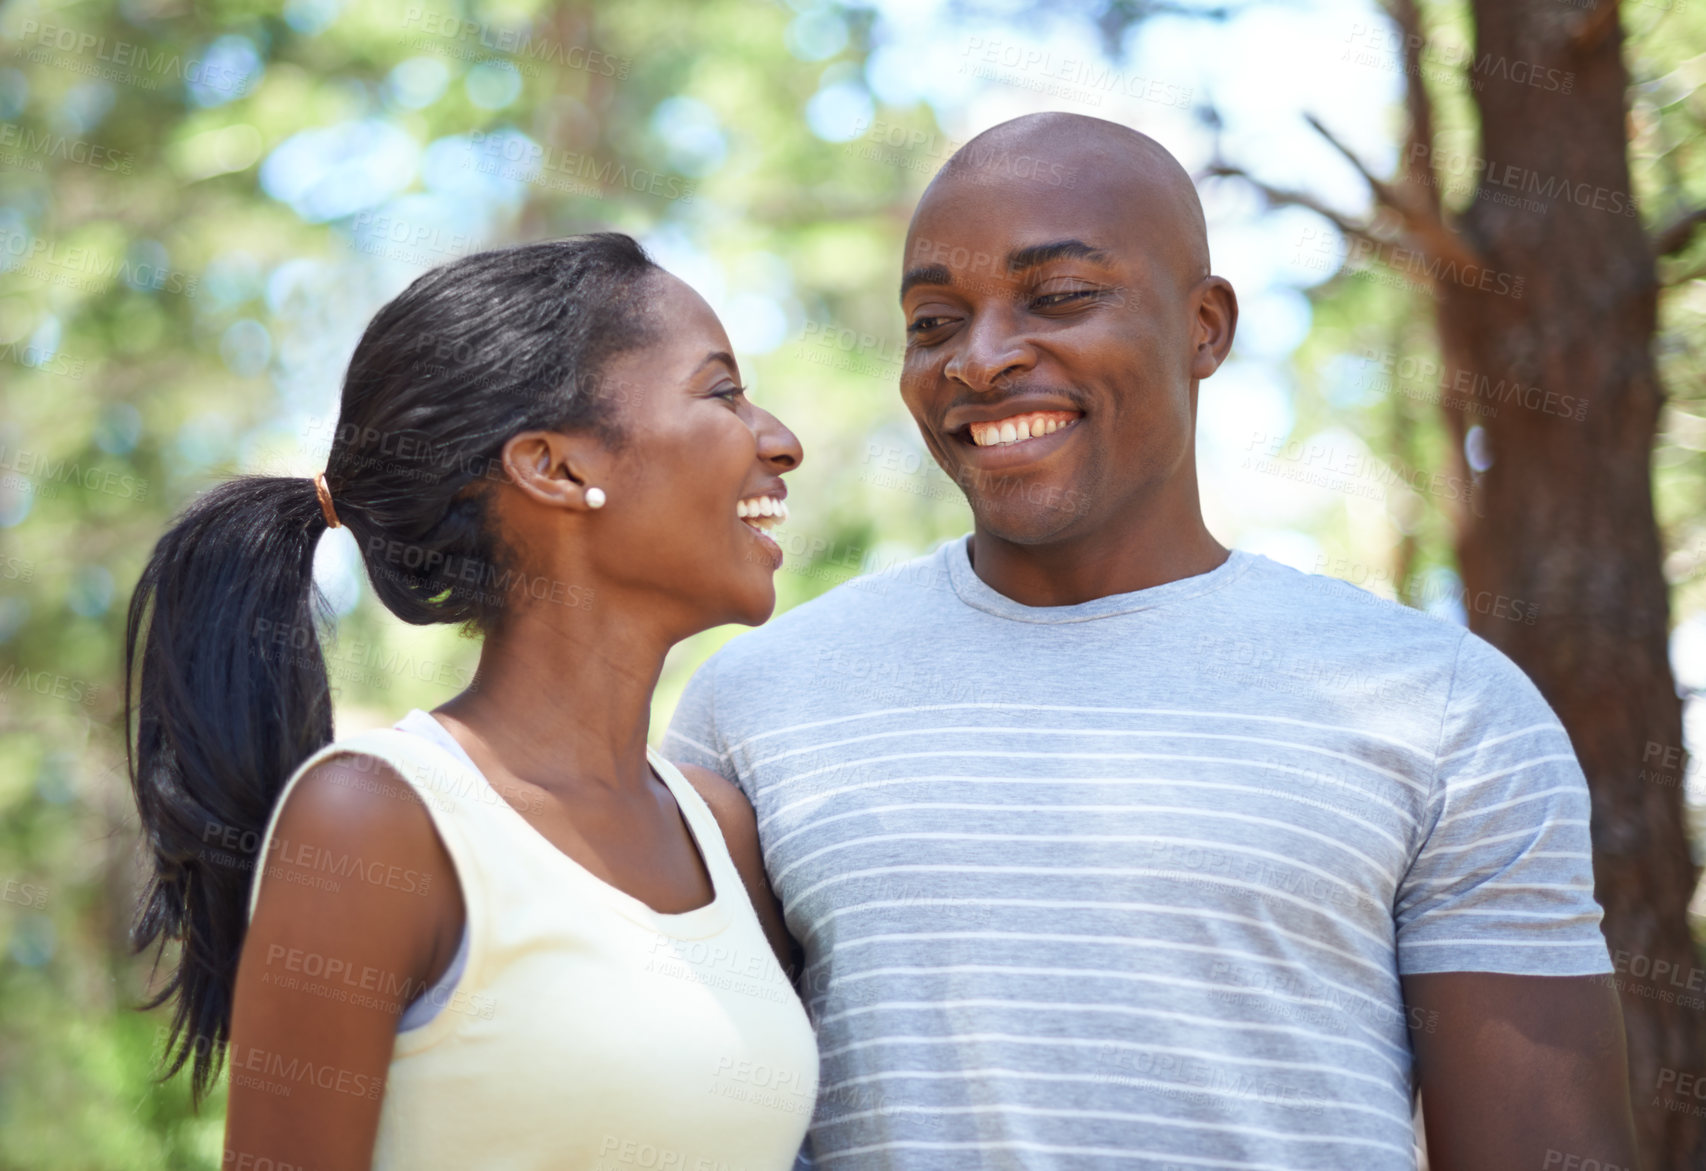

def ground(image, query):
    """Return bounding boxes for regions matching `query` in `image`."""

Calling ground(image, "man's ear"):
[499,430,611,512]
[1189,276,1238,380]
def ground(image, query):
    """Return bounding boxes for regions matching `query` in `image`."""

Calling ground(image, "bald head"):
[920,112,1210,287]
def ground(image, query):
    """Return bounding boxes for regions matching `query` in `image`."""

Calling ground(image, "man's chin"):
[968,487,1092,546]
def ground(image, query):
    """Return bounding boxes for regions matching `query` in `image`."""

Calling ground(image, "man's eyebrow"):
[899,264,953,301]
[1006,239,1112,271]
[898,241,1111,302]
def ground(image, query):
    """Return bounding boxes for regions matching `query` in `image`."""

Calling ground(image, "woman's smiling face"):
[575,273,804,631]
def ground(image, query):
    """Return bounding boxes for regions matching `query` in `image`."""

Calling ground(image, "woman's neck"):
[433,599,671,798]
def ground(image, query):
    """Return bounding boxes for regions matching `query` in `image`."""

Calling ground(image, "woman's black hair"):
[124,233,662,1100]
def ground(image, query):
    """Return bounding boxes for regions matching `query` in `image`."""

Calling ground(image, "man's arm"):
[1397,631,1637,1168]
[1404,971,1639,1171]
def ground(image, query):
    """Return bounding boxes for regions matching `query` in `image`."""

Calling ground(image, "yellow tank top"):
[246,719,819,1170]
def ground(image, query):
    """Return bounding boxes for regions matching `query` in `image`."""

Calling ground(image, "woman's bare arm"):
[224,756,463,1171]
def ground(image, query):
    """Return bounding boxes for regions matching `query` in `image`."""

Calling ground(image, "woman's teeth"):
[968,411,1079,448]
[737,496,788,531]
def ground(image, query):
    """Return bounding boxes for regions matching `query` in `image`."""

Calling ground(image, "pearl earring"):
[585,486,606,509]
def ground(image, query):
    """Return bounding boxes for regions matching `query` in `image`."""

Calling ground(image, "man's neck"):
[967,509,1229,609]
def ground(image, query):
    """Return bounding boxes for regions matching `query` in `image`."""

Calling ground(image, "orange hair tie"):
[313,473,341,529]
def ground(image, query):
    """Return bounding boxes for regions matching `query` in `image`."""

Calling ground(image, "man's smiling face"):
[898,121,1232,549]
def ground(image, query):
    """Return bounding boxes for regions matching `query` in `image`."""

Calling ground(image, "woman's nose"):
[754,407,803,472]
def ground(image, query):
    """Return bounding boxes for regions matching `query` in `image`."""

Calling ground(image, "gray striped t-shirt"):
[664,536,1611,1170]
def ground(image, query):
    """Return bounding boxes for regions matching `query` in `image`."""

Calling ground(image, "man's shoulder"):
[1237,553,1469,651]
[713,541,958,662]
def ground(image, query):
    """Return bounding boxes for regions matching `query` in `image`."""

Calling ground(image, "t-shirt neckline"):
[943,534,1253,624]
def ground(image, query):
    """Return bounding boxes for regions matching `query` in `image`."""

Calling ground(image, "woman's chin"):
[683,575,777,632]
[736,580,779,627]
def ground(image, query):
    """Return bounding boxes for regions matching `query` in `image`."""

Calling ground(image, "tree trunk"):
[1433,2,1703,1164]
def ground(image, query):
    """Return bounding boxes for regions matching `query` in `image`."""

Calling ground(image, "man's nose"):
[943,310,1035,391]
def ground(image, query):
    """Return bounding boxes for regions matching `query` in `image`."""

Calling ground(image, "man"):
[666,113,1637,1169]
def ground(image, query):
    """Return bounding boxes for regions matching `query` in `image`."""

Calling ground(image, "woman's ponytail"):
[124,475,336,1101]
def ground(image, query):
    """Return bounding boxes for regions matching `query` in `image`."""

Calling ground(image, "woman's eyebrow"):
[693,350,738,375]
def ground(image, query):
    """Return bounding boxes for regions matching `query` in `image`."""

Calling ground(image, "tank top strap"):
[246,728,492,923]
[645,747,748,895]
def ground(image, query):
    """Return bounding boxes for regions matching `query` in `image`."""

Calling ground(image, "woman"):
[125,234,816,1169]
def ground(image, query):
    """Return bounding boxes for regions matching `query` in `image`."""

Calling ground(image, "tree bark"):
[1433,2,1703,1164]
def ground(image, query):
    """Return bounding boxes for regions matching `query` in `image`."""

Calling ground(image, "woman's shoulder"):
[671,761,757,842]
[280,721,487,820]
[670,761,763,881]
[282,747,426,832]
[242,749,465,1028]
[249,740,461,926]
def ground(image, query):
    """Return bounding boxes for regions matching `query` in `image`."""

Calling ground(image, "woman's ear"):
[500,431,611,512]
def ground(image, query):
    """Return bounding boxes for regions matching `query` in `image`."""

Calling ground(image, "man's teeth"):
[968,412,1079,448]
[737,496,788,530]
